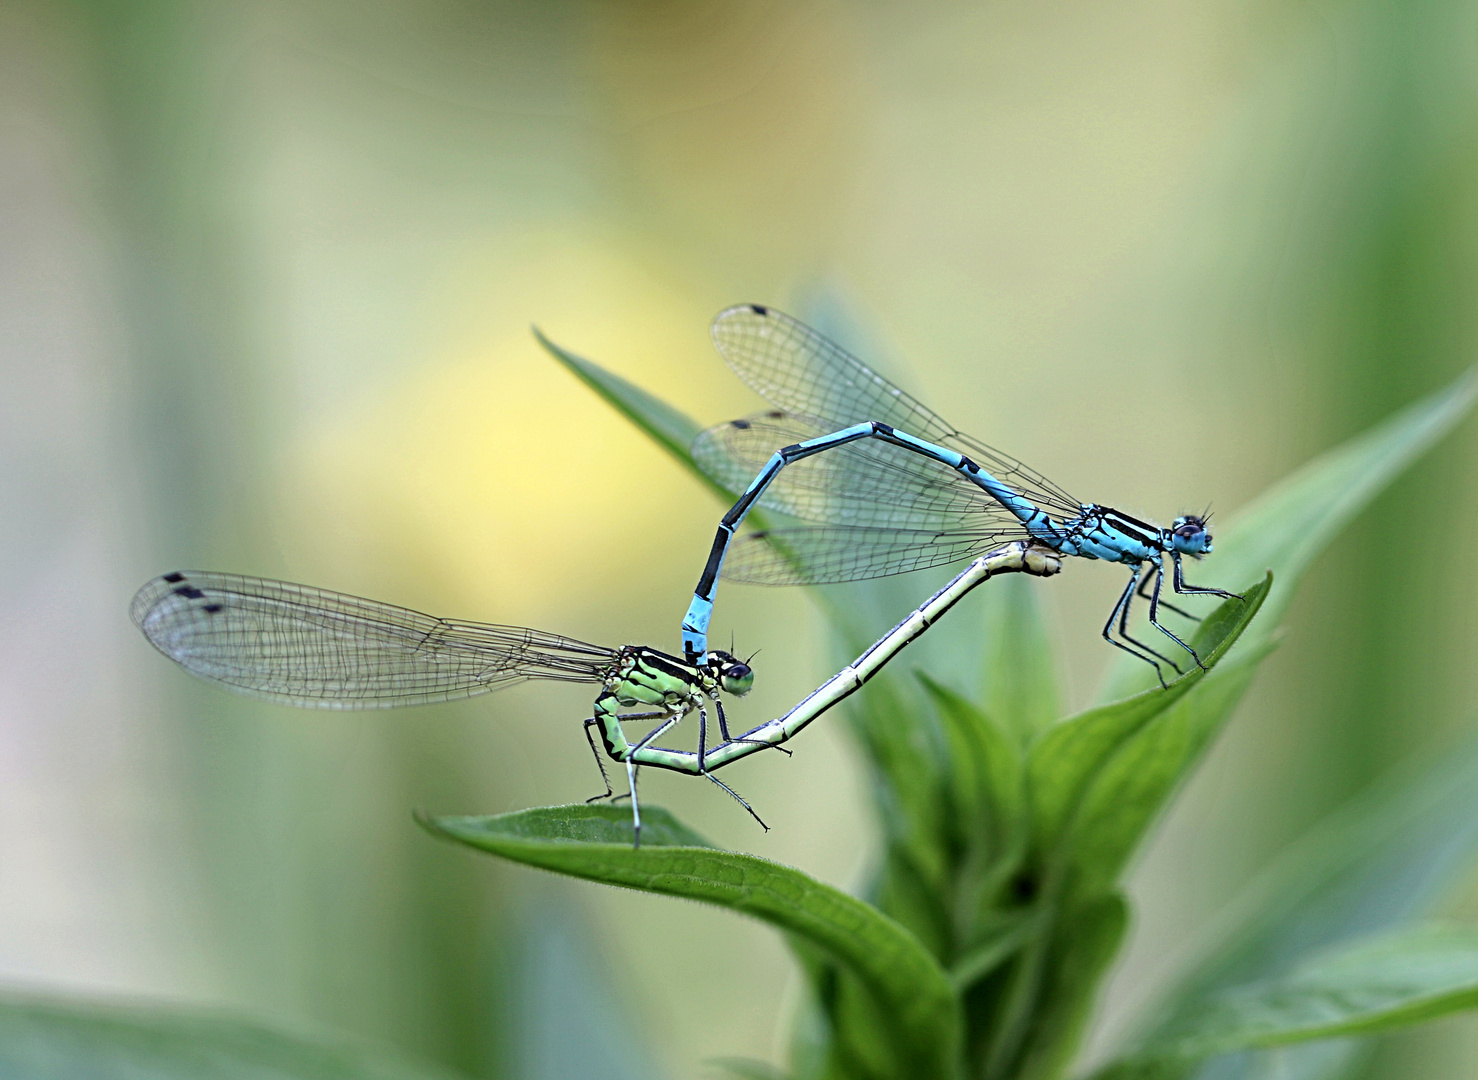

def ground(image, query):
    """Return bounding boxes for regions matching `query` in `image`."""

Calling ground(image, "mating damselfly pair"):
[132,305,1235,844]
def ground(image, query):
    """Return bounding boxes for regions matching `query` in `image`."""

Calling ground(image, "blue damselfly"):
[682,305,1240,685]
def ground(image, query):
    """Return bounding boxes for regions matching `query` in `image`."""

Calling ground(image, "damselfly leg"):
[693,699,771,830]
[713,697,791,757]
[1104,565,1181,687]
[1123,570,1188,675]
[1172,552,1243,602]
[1137,564,1200,621]
[1146,554,1203,670]
[583,718,614,802]
[625,712,686,847]
[583,709,669,803]
[705,772,768,831]
[1142,553,1246,675]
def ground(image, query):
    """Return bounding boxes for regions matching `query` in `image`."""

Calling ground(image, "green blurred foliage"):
[3,1,1478,1079]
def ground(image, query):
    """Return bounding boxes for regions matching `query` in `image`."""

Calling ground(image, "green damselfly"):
[132,544,1059,843]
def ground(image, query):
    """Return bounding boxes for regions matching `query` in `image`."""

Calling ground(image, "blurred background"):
[3,1,1477,1076]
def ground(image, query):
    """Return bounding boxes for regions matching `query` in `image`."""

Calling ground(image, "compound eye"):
[721,662,754,696]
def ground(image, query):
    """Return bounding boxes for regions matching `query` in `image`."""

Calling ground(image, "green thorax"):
[607,646,709,707]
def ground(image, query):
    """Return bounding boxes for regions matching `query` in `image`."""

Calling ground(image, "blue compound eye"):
[1171,516,1211,554]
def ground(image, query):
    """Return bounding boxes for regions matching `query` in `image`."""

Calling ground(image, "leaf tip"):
[411,807,449,840]
[530,323,571,363]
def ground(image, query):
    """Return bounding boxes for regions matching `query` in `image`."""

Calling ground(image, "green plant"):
[0,993,469,1080]
[418,339,1478,1080]
[7,362,1473,1080]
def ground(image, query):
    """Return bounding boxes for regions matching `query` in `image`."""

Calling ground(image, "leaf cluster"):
[9,354,1474,1080]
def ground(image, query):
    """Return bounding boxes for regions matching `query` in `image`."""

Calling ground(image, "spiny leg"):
[704,771,769,832]
[1118,564,1185,676]
[582,719,614,803]
[714,696,791,757]
[584,710,668,804]
[1102,565,1171,688]
[1172,552,1243,601]
[1136,563,1200,621]
[1148,555,1203,670]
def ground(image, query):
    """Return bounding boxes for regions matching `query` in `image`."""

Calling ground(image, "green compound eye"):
[721,662,754,697]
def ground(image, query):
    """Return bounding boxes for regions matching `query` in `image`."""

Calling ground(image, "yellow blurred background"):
[3,1,1477,1076]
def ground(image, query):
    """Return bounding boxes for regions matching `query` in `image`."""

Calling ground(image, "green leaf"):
[918,672,1031,940]
[1061,638,1279,901]
[1028,577,1271,850]
[1101,367,1476,701]
[1011,893,1130,1080]
[979,574,1062,738]
[0,993,467,1080]
[709,1056,792,1080]
[1130,731,1478,1045]
[1002,586,1273,1080]
[920,673,1024,860]
[1117,923,1478,1070]
[425,801,714,847]
[784,937,910,1080]
[1215,368,1474,629]
[423,803,961,1079]
[838,664,964,964]
[950,910,1043,992]
[534,326,718,490]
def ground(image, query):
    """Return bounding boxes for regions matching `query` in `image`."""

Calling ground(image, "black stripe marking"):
[696,530,729,597]
[749,304,768,316]
[162,572,185,583]
[637,651,695,682]
[1103,507,1158,533]
[173,586,206,600]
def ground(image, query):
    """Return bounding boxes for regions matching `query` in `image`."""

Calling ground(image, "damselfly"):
[132,544,1059,843]
[681,305,1240,685]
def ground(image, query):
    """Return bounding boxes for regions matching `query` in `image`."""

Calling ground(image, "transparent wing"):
[131,571,617,708]
[710,305,1081,516]
[693,411,1028,533]
[721,526,1025,586]
[712,306,962,444]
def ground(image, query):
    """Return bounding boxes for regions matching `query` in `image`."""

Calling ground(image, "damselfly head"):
[706,650,755,696]
[1170,514,1213,556]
